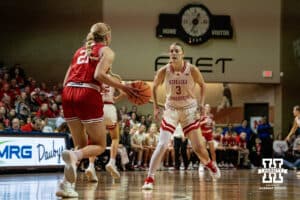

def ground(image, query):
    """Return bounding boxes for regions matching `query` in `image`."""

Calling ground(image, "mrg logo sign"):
[0,141,32,159]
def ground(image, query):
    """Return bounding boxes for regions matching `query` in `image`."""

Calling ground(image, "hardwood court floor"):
[0,169,300,200]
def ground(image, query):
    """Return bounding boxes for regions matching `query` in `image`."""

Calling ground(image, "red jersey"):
[200,115,214,135]
[65,43,105,86]
[222,135,237,147]
[237,136,247,149]
[214,134,222,143]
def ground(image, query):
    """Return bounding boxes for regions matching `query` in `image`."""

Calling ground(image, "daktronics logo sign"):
[0,141,32,159]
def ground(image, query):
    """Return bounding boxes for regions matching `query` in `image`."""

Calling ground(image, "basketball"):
[127,81,151,105]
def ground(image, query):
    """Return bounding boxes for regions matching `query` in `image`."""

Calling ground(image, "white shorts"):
[161,103,199,136]
[103,104,118,130]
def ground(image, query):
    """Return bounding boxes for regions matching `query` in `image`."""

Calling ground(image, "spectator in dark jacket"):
[257,116,273,159]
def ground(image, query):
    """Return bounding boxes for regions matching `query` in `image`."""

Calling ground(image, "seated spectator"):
[2,94,12,111]
[10,78,21,97]
[5,118,21,133]
[9,64,25,88]
[42,118,54,133]
[55,109,65,129]
[234,120,252,142]
[29,91,40,112]
[145,114,153,130]
[36,92,49,105]
[40,82,49,93]
[0,105,8,126]
[0,83,14,101]
[131,124,146,169]
[49,102,60,117]
[222,123,235,135]
[21,117,43,132]
[163,136,175,168]
[220,131,239,168]
[55,122,70,133]
[143,123,158,167]
[36,103,55,118]
[7,109,17,122]
[237,132,250,167]
[274,139,300,170]
[16,101,30,121]
[129,112,140,128]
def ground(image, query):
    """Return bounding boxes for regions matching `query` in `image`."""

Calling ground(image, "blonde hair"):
[85,22,111,60]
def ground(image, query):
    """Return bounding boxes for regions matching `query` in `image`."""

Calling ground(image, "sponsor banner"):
[0,136,66,167]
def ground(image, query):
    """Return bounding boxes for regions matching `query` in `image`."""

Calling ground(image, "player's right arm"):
[152,66,167,120]
[285,119,298,141]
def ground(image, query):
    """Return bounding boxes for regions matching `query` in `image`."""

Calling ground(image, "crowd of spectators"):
[0,63,65,133]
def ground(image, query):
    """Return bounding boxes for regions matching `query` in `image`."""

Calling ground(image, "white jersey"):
[164,62,197,108]
[101,84,115,103]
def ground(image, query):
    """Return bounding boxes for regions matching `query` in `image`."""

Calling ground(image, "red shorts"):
[62,86,104,123]
[202,131,213,142]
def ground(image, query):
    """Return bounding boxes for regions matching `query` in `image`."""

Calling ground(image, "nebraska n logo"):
[258,159,288,183]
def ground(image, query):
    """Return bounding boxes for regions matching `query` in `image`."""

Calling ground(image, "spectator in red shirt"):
[21,117,43,132]
[36,103,55,119]
[237,132,250,167]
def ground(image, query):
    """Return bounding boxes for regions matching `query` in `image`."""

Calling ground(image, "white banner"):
[0,136,66,167]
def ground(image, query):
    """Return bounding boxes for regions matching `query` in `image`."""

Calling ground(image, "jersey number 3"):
[77,50,89,64]
[176,86,181,95]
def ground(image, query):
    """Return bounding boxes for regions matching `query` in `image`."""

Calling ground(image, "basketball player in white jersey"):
[142,43,220,190]
[85,69,125,181]
[285,105,300,141]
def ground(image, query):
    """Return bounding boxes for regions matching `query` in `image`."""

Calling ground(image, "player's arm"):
[191,65,206,108]
[152,66,166,110]
[63,65,72,86]
[109,73,127,102]
[94,47,138,98]
[285,119,298,140]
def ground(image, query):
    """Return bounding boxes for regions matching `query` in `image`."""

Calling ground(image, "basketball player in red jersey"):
[85,70,125,182]
[56,22,137,198]
[199,104,217,172]
[142,43,220,190]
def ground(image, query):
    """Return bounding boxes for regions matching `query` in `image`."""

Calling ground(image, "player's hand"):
[121,84,140,100]
[154,106,160,121]
[285,136,290,141]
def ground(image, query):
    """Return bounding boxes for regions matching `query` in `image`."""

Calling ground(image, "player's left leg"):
[106,123,121,179]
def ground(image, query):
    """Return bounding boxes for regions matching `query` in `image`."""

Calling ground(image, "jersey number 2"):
[77,50,89,64]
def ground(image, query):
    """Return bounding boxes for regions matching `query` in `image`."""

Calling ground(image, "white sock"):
[89,162,94,168]
[109,158,116,166]
[147,129,171,178]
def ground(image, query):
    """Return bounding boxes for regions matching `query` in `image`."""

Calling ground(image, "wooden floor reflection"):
[0,169,300,200]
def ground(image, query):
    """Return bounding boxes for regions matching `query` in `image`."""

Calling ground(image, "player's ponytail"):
[85,22,111,60]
